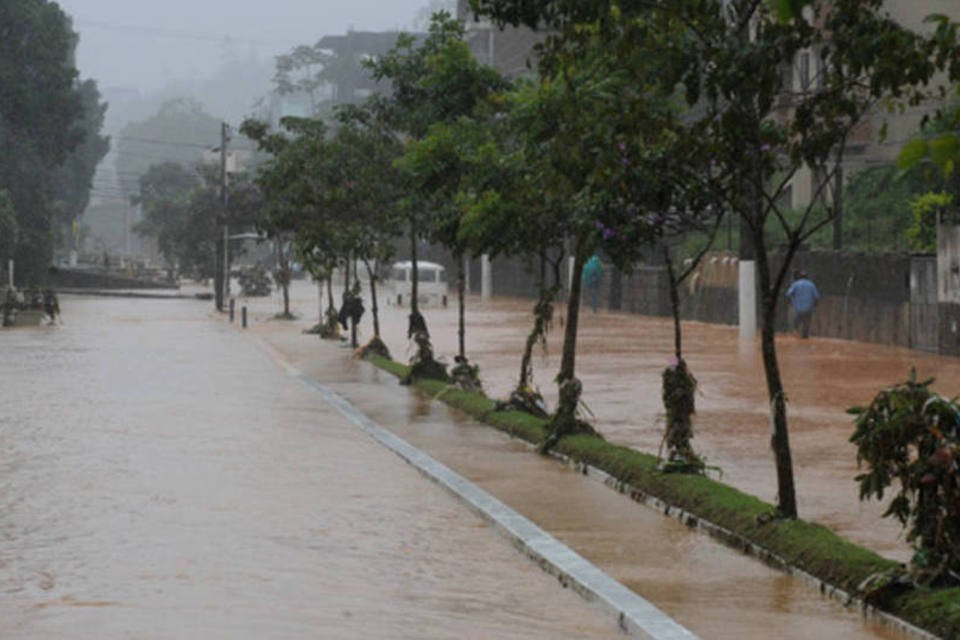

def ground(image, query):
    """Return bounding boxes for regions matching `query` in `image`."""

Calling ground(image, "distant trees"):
[0,0,109,283]
[116,99,222,191]
[133,162,259,280]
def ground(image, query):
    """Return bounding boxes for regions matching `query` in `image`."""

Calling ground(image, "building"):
[457,0,542,78]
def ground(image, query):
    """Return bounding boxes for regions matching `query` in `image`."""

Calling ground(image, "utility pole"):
[832,164,843,251]
[215,122,230,311]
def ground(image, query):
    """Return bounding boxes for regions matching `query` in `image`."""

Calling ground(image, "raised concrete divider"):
[295,373,699,640]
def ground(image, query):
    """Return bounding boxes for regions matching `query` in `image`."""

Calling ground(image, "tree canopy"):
[0,0,108,283]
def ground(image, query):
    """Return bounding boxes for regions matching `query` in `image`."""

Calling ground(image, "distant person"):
[582,254,603,313]
[43,289,59,324]
[786,269,820,339]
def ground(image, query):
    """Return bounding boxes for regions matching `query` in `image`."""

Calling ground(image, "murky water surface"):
[0,296,625,639]
[334,282,950,562]
[246,281,917,639]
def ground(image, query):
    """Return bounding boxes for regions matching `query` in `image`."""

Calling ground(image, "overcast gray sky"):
[58,0,448,92]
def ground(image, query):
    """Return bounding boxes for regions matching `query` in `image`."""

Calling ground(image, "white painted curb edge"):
[296,374,699,640]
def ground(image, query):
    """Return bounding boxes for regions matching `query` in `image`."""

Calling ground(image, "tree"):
[133,162,260,280]
[393,39,509,387]
[898,96,960,198]
[898,96,960,253]
[242,117,331,322]
[474,0,959,516]
[133,162,198,274]
[365,11,499,374]
[322,105,405,352]
[485,58,655,451]
[52,79,110,255]
[908,192,953,253]
[457,82,570,414]
[116,99,222,196]
[850,371,960,587]
[0,1,89,282]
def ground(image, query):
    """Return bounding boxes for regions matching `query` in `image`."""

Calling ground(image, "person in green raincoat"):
[582,254,603,313]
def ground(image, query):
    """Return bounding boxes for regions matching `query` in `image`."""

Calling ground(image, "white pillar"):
[567,255,575,291]
[481,254,492,300]
[464,254,471,294]
[739,260,756,339]
[7,259,13,288]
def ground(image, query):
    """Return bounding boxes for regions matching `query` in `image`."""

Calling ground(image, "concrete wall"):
[481,249,930,351]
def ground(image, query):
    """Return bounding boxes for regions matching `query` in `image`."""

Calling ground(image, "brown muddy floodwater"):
[0,296,628,639]
[323,280,948,563]
[242,281,918,639]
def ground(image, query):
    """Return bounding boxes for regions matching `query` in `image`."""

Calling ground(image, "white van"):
[388,260,448,307]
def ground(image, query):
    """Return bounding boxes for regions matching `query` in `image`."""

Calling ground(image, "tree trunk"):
[457,251,466,360]
[365,259,380,338]
[558,241,586,384]
[755,241,798,519]
[326,274,335,313]
[519,250,548,389]
[283,280,290,318]
[344,253,351,293]
[664,244,682,360]
[539,239,591,452]
[407,219,430,340]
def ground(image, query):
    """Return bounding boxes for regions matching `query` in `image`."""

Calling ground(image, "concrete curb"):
[295,374,699,640]
[555,458,940,640]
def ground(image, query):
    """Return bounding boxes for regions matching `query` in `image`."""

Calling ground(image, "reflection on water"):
[0,296,627,639]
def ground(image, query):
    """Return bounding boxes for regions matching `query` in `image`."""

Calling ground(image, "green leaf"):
[898,138,929,169]
[929,133,960,171]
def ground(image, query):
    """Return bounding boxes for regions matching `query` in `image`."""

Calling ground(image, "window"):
[391,268,407,282]
[418,270,437,283]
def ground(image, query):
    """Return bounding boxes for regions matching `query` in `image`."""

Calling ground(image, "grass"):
[365,354,958,638]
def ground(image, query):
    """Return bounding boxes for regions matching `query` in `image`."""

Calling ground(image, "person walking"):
[582,254,603,313]
[785,269,820,339]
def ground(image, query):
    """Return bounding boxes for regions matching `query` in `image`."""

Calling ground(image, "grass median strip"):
[367,354,958,639]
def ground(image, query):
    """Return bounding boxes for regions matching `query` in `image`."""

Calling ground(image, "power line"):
[115,135,217,150]
[74,19,294,48]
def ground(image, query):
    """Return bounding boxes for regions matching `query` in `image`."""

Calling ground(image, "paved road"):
[0,296,622,639]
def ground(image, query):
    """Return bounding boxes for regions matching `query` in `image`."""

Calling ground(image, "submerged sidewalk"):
[243,296,907,640]
[255,278,960,563]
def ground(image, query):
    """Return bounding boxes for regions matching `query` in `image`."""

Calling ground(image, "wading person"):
[785,269,820,339]
[583,254,603,313]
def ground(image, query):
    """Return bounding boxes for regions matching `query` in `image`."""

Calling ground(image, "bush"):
[849,370,960,586]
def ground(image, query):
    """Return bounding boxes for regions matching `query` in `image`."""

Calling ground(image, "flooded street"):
[0,296,625,639]
[341,282,957,562]
[243,281,916,639]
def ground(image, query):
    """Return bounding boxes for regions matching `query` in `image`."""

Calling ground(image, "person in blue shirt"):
[582,255,603,313]
[785,269,820,339]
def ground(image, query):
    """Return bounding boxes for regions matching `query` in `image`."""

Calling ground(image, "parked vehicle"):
[387,260,448,307]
